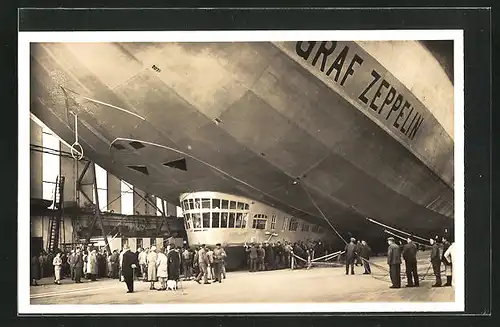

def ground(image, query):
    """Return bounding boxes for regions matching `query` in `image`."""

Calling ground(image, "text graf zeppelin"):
[295,41,425,141]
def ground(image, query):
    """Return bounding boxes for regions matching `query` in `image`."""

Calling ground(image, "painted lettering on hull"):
[295,41,425,141]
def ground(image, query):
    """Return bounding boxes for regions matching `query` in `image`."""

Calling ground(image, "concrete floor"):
[30,255,454,305]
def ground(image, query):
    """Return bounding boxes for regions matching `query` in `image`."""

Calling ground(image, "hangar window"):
[288,218,299,232]
[201,198,211,209]
[311,225,319,233]
[120,180,134,215]
[237,202,244,210]
[252,218,267,230]
[156,197,163,216]
[235,213,243,228]
[202,212,210,228]
[282,217,289,231]
[229,201,236,210]
[194,199,201,209]
[270,215,277,230]
[241,213,248,228]
[244,204,249,210]
[221,200,229,209]
[301,222,310,232]
[220,212,228,228]
[41,129,60,204]
[93,164,108,211]
[188,199,194,210]
[212,212,220,228]
[212,199,221,209]
[228,213,236,228]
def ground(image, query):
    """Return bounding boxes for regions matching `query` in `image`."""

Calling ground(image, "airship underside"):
[29,40,454,247]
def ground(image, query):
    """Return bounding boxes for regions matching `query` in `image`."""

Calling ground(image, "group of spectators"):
[243,240,334,272]
[29,243,228,288]
[30,246,120,286]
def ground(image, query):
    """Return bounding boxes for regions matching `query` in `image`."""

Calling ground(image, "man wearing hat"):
[387,237,402,288]
[402,237,419,287]
[194,244,210,284]
[344,238,357,275]
[245,243,258,272]
[212,243,227,283]
[122,245,139,293]
[429,238,442,287]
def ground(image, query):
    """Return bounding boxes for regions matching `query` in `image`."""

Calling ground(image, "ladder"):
[47,176,65,253]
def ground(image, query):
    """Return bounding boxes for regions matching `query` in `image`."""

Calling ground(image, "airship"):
[29,40,454,264]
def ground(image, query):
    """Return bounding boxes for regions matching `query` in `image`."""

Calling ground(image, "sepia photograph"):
[18,30,464,313]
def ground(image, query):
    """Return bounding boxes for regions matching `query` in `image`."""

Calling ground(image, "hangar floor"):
[30,254,454,305]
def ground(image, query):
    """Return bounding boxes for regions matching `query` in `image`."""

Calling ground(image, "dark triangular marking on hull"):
[163,158,187,172]
[129,141,145,149]
[126,165,149,176]
[112,143,126,150]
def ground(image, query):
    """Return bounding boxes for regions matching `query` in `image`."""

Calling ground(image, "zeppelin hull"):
[29,42,454,246]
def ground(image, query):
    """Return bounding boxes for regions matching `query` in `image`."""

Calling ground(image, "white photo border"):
[18,29,464,314]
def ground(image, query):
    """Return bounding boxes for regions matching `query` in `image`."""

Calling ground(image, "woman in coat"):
[87,249,98,281]
[31,254,40,286]
[156,248,168,291]
[52,252,62,284]
[167,245,181,282]
[83,251,88,279]
[146,245,158,290]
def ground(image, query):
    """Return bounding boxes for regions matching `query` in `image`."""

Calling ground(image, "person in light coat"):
[138,248,148,281]
[119,248,125,281]
[87,249,98,281]
[83,251,88,279]
[443,242,455,288]
[156,247,168,291]
[52,252,62,285]
[146,246,158,290]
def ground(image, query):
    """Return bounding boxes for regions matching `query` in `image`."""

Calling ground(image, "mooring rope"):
[299,182,438,284]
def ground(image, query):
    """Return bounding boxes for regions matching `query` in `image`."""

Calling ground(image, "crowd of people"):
[29,242,231,292]
[382,235,454,289]
[242,240,335,272]
[30,235,455,293]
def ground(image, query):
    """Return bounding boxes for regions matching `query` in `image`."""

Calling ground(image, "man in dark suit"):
[72,248,84,283]
[344,238,357,275]
[430,238,442,287]
[246,243,258,272]
[402,237,419,287]
[387,237,402,288]
[359,240,372,274]
[122,245,139,293]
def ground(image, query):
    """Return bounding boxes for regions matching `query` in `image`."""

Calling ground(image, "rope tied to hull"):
[298,183,436,284]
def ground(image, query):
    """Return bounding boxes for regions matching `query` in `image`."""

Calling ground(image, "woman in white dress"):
[156,247,168,291]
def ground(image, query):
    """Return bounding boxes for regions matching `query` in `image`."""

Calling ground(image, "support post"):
[125,184,171,237]
[90,163,111,254]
